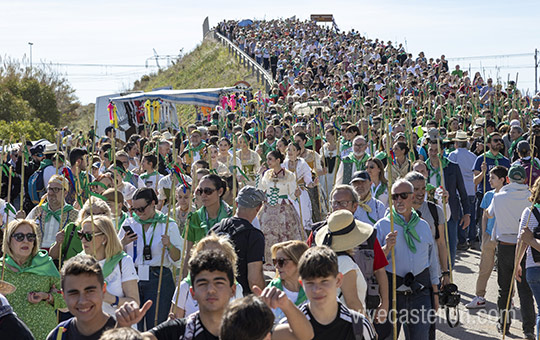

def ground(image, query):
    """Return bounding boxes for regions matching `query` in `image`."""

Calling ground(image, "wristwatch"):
[111,296,119,307]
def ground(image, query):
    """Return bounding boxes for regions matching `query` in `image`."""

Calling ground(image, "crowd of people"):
[1,16,540,340]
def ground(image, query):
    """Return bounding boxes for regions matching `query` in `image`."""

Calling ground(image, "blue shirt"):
[448,148,477,196]
[375,213,440,285]
[473,153,511,194]
[354,198,386,226]
[480,190,496,235]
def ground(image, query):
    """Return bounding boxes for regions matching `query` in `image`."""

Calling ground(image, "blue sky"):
[1,0,539,104]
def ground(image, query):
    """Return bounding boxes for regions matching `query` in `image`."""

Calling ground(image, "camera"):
[439,283,460,307]
[143,245,152,261]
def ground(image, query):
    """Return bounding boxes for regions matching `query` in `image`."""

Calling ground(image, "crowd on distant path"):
[1,16,540,340]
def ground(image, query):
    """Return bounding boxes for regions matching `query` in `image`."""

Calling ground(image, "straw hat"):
[0,280,16,295]
[452,130,469,142]
[315,210,373,252]
[43,143,58,155]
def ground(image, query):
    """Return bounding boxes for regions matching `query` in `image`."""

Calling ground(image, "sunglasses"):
[77,231,104,242]
[11,232,36,242]
[491,139,503,143]
[330,200,353,208]
[132,202,150,213]
[196,187,217,196]
[48,187,63,193]
[272,258,291,267]
[391,192,413,200]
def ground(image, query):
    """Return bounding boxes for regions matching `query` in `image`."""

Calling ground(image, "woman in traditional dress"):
[385,141,412,182]
[236,133,261,187]
[283,143,313,232]
[174,184,194,236]
[79,215,139,319]
[1,219,66,340]
[366,157,389,207]
[257,150,303,271]
[208,144,231,175]
[277,137,289,155]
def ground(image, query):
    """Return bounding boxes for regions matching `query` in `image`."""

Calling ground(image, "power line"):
[447,52,534,61]
[49,62,159,68]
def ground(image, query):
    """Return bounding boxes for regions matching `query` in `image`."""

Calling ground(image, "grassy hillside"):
[132,38,262,123]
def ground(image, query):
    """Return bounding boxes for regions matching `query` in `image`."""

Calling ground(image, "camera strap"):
[142,222,158,248]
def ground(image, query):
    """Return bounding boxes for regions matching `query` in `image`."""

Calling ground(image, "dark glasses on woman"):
[196,187,216,196]
[132,202,150,213]
[391,192,413,200]
[272,258,291,267]
[11,233,36,242]
[77,231,104,242]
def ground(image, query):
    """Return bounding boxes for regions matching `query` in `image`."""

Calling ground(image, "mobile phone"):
[123,225,135,235]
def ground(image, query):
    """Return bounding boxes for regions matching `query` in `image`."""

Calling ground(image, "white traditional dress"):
[283,157,313,231]
[236,149,261,187]
[257,168,303,271]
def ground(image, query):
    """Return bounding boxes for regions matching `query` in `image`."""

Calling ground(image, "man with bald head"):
[335,135,369,185]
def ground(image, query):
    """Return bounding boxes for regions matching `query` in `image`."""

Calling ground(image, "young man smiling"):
[116,249,312,340]
[47,254,116,340]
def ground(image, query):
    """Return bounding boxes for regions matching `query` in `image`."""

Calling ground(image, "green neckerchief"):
[534,203,540,212]
[124,171,134,183]
[268,277,307,306]
[340,139,352,152]
[343,152,369,170]
[186,201,232,242]
[426,157,449,187]
[391,207,421,253]
[374,182,387,200]
[41,202,74,223]
[4,250,60,277]
[140,171,158,180]
[509,136,524,158]
[38,159,53,171]
[485,150,504,166]
[426,183,436,192]
[133,211,173,225]
[114,211,129,231]
[185,141,207,153]
[263,139,277,151]
[102,251,128,280]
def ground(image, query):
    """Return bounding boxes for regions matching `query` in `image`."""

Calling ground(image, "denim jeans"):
[497,244,535,335]
[447,218,458,267]
[459,196,477,244]
[138,267,175,331]
[526,266,540,339]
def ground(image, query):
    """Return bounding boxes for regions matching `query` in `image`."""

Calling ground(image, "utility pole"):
[535,48,538,94]
[28,42,33,68]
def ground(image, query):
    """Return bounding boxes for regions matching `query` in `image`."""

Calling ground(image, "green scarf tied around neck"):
[133,211,174,225]
[38,159,53,171]
[485,150,504,166]
[41,202,74,223]
[426,157,449,187]
[391,207,421,253]
[508,135,524,158]
[5,250,60,277]
[102,251,128,280]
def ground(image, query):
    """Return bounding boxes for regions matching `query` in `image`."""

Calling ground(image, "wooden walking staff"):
[293,165,307,242]
[436,136,454,283]
[502,140,538,339]
[154,142,177,325]
[173,215,191,314]
[0,140,7,283]
[384,113,397,340]
[312,120,323,220]
[232,133,238,215]
[19,135,26,212]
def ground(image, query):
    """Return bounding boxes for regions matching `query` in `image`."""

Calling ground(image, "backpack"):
[27,167,47,204]
[350,309,366,340]
[516,158,540,187]
[530,207,540,263]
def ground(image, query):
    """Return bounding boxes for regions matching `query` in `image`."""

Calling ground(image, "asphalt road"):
[428,247,531,340]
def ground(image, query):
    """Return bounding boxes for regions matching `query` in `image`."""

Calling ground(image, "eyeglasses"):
[272,258,292,267]
[196,187,217,196]
[391,192,413,200]
[354,143,366,148]
[48,187,63,193]
[491,139,503,143]
[77,231,104,242]
[330,200,353,208]
[11,233,36,242]
[132,202,150,213]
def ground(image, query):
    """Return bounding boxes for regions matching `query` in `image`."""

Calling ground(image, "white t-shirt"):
[98,255,138,317]
[171,279,244,316]
[337,255,367,308]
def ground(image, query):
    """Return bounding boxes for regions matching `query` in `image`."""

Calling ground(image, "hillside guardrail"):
[210,30,273,93]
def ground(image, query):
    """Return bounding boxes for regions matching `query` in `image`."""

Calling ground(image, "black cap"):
[30,144,45,156]
[350,170,371,183]
[517,140,531,154]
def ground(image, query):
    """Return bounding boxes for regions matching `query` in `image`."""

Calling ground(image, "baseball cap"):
[508,164,527,183]
[235,186,266,208]
[350,171,371,183]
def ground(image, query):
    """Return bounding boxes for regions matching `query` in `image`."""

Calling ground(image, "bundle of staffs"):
[154,141,177,325]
